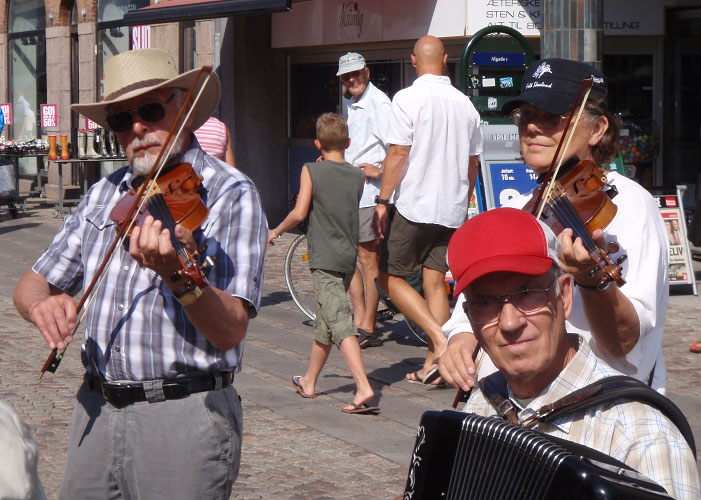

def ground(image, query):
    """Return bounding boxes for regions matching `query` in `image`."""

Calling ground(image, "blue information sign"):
[486,161,538,208]
[472,52,526,67]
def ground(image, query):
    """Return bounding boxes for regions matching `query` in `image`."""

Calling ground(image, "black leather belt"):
[85,372,233,408]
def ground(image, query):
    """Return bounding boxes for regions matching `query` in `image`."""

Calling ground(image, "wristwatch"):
[171,278,206,305]
[374,195,390,206]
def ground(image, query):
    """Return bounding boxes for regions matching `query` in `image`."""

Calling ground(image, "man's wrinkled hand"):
[129,216,195,278]
[29,294,77,350]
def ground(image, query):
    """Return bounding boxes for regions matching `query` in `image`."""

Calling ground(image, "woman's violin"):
[524,156,627,290]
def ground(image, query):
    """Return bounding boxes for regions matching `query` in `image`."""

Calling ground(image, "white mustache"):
[131,136,163,151]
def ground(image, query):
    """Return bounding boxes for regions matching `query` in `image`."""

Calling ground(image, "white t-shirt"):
[444,172,670,391]
[387,74,483,227]
[344,82,392,208]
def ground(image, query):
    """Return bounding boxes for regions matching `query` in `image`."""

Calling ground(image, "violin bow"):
[530,77,594,220]
[40,67,214,378]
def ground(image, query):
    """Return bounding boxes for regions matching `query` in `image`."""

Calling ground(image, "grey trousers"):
[59,381,243,500]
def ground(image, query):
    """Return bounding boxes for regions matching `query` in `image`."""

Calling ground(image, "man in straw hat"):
[14,48,267,499]
[448,208,698,499]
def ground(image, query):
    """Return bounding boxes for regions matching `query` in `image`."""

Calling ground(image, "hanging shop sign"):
[41,105,58,129]
[272,0,465,48]
[1,104,12,125]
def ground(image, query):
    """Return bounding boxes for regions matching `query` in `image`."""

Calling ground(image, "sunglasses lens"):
[106,102,166,132]
[137,102,166,123]
[106,112,133,132]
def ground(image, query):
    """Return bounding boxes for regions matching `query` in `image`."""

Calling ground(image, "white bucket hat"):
[72,48,221,131]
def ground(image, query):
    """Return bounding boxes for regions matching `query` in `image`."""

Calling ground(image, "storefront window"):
[8,0,47,176]
[664,9,701,191]
[97,0,150,99]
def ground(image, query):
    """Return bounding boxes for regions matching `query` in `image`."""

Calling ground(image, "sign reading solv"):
[460,26,534,125]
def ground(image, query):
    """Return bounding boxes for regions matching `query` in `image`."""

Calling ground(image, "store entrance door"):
[664,8,701,201]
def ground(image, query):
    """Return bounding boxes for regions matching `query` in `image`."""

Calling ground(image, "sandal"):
[357,328,383,349]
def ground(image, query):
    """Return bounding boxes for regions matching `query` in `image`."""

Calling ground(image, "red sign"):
[41,104,58,128]
[0,103,12,124]
[86,117,99,130]
[132,25,151,49]
[664,196,678,207]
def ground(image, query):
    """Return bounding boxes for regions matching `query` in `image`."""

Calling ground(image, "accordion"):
[404,410,672,500]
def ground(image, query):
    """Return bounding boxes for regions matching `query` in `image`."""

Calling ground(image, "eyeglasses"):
[464,279,556,325]
[106,94,175,132]
[510,108,569,129]
[340,70,364,82]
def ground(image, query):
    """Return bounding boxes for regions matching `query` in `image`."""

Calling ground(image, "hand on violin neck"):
[128,215,196,278]
[557,227,608,285]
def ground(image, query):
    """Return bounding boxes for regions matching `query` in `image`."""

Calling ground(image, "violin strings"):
[548,196,606,263]
[145,194,193,266]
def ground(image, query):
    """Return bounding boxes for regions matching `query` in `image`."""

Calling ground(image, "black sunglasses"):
[106,94,175,132]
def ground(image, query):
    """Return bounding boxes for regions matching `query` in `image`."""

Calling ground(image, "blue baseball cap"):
[502,58,607,116]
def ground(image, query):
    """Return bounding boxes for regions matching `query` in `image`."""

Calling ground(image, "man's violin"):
[110,162,211,287]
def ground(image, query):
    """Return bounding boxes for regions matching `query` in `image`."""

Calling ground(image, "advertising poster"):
[484,160,537,208]
[1,103,12,125]
[660,207,693,285]
[40,104,58,128]
[655,192,695,288]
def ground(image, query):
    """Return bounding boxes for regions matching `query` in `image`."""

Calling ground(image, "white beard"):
[130,133,186,176]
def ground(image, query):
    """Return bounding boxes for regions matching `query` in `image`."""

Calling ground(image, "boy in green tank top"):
[268,113,379,414]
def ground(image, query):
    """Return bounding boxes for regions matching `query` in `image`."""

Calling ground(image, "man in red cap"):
[447,208,698,500]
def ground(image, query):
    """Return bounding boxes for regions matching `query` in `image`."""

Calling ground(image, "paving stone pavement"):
[0,201,699,500]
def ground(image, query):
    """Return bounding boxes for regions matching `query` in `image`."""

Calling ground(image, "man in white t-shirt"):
[372,36,483,384]
[337,52,391,348]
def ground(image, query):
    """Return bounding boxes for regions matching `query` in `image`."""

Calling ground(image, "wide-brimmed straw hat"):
[72,48,221,131]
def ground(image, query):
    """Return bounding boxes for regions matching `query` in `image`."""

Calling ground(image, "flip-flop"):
[342,402,380,414]
[291,375,316,398]
[690,341,701,353]
[405,365,444,387]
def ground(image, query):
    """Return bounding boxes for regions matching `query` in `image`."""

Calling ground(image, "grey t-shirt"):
[306,160,364,273]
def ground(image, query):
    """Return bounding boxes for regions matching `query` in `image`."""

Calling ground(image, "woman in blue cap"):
[440,58,669,394]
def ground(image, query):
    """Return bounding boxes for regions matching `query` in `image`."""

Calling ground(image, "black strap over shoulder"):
[479,373,696,459]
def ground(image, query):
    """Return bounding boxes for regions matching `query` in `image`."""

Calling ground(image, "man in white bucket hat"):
[14,48,268,499]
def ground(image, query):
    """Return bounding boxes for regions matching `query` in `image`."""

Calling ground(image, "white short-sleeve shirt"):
[387,74,483,228]
[345,82,392,208]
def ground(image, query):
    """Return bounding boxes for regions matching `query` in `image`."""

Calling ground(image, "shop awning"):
[122,0,291,25]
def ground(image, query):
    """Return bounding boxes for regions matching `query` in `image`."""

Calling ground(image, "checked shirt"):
[463,335,700,500]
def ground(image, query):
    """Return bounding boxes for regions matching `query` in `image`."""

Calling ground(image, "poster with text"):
[660,206,693,285]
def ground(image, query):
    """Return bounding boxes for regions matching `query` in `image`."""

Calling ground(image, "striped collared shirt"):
[463,335,700,500]
[33,139,268,381]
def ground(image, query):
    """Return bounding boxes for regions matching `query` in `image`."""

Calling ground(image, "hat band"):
[105,78,169,102]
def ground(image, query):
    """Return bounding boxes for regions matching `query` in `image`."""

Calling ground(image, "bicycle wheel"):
[403,316,429,345]
[284,234,316,320]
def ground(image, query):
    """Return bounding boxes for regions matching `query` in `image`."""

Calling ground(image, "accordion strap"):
[479,373,696,459]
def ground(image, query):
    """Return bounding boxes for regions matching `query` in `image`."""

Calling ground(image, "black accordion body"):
[404,410,672,499]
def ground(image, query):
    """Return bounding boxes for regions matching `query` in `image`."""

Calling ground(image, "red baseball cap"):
[448,208,561,296]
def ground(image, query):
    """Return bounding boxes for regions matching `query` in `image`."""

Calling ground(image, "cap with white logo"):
[502,58,607,116]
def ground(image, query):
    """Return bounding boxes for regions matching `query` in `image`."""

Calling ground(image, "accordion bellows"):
[404,411,672,500]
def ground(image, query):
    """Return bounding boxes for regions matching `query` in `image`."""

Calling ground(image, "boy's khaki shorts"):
[311,268,356,346]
